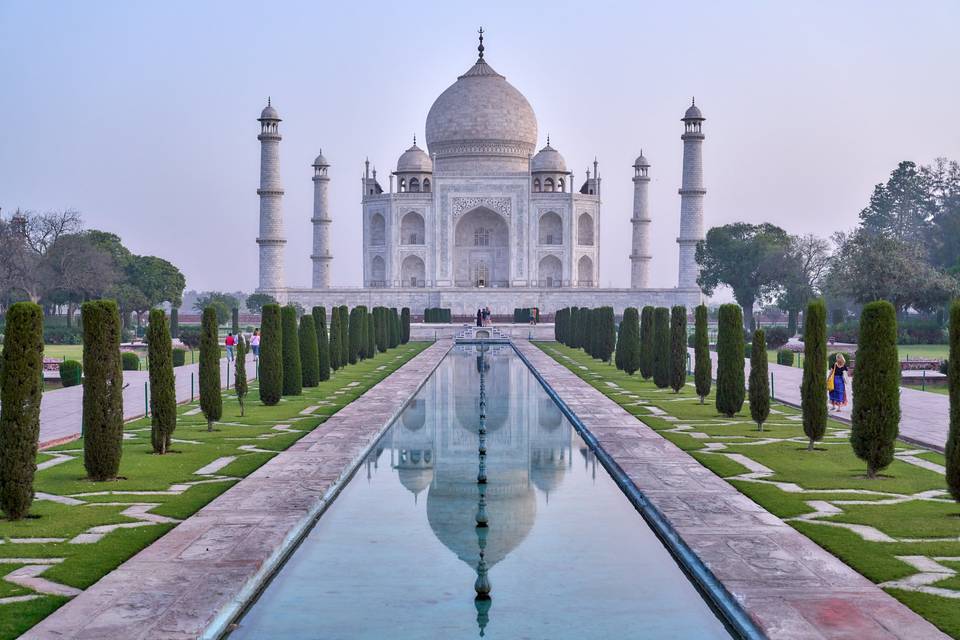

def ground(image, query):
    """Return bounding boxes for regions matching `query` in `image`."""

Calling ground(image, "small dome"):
[683,101,704,121]
[531,143,567,173]
[312,151,329,167]
[259,100,280,121]
[396,143,433,173]
[633,153,650,168]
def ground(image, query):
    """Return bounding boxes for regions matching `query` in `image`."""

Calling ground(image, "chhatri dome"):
[531,139,567,173]
[396,138,433,173]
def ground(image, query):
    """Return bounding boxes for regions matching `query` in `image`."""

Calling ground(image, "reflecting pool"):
[231,345,732,639]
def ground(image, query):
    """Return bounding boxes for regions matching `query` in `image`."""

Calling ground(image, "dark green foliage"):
[357,307,369,359]
[614,319,624,370]
[170,307,179,338]
[652,307,670,388]
[313,307,330,381]
[787,310,797,337]
[147,309,176,454]
[366,314,375,360]
[580,307,591,354]
[339,305,350,366]
[82,299,124,480]
[386,308,397,349]
[619,307,641,375]
[0,302,43,519]
[639,306,654,379]
[391,308,401,348]
[670,306,687,393]
[749,329,770,431]
[299,314,319,387]
[694,305,711,403]
[231,307,240,334]
[597,307,616,362]
[172,348,187,367]
[569,307,580,348]
[199,306,222,431]
[851,301,900,478]
[258,304,283,405]
[235,334,248,416]
[777,350,795,366]
[423,308,452,323]
[178,326,201,349]
[281,305,302,396]
[555,308,566,344]
[121,351,140,371]
[828,352,853,369]
[59,359,83,387]
[375,307,388,353]
[329,307,342,371]
[765,326,790,349]
[715,304,745,417]
[348,307,363,364]
[802,299,828,449]
[947,301,960,501]
[401,307,411,344]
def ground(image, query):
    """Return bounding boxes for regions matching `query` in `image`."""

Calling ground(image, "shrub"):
[619,308,641,375]
[694,305,712,404]
[831,308,845,325]
[299,314,319,387]
[828,352,852,369]
[173,348,187,367]
[170,307,179,338]
[235,334,248,416]
[669,306,687,393]
[942,359,950,376]
[43,324,82,345]
[366,314,375,360]
[743,342,752,358]
[715,304,745,417]
[82,299,124,481]
[258,304,283,405]
[375,307,388,353]
[749,329,770,431]
[358,307,369,359]
[569,307,580,348]
[639,306,655,380]
[178,326,201,349]
[348,307,363,364]
[423,308,452,323]
[401,307,411,344]
[776,350,795,366]
[0,302,43,519]
[313,307,330,381]
[652,307,670,388]
[948,301,960,501]
[328,307,342,370]
[388,308,400,349]
[596,307,615,362]
[59,359,83,387]
[851,300,900,478]
[147,309,176,454]
[121,351,140,371]
[199,306,223,431]
[802,299,828,450]
[281,305,302,396]
[338,305,350,366]
[765,326,790,350]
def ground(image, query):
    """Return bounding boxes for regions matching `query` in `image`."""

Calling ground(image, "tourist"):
[250,329,261,358]
[828,353,848,411]
[476,308,482,327]
[225,332,236,362]
[483,306,491,326]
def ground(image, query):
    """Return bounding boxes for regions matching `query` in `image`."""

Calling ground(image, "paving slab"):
[520,340,947,640]
[22,341,451,640]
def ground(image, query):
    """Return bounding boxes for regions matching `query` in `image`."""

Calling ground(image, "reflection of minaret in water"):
[474,343,492,635]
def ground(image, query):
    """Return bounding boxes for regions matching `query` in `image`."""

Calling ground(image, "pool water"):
[230,345,732,639]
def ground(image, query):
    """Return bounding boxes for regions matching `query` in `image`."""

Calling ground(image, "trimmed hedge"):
[121,351,140,371]
[173,348,187,367]
[199,306,222,431]
[170,307,179,338]
[299,314,320,387]
[749,328,770,431]
[313,306,330,381]
[281,305,302,396]
[388,308,400,349]
[424,307,451,323]
[59,359,83,387]
[694,304,711,403]
[947,300,960,501]
[348,307,363,364]
[670,306,687,393]
[338,305,350,368]
[802,299,828,450]
[765,326,790,349]
[639,306,654,380]
[619,307,641,375]
[82,300,124,481]
[258,304,283,405]
[401,307,411,344]
[776,350,795,366]
[652,307,670,389]
[716,304,745,417]
[147,309,176,454]
[235,334,248,416]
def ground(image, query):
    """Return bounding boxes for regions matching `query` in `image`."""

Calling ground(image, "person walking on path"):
[828,353,849,411]
[250,329,261,358]
[476,308,483,327]
[225,332,236,362]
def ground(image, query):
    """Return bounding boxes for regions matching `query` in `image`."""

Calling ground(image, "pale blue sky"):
[1,1,958,292]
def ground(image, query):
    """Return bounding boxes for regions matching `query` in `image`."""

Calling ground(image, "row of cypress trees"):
[554,306,616,362]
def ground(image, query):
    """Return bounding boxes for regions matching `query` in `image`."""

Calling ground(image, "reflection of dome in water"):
[398,466,433,495]
[530,448,567,495]
[538,398,564,431]
[402,398,426,431]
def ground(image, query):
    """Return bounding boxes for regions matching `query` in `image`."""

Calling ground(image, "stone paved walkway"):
[523,341,947,640]
[36,354,257,448]
[694,349,949,452]
[21,341,451,640]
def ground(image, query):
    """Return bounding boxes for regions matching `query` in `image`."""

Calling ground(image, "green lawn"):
[536,342,960,639]
[0,341,430,640]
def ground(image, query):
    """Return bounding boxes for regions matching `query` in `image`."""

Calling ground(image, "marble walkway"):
[21,340,452,640]
[522,340,947,640]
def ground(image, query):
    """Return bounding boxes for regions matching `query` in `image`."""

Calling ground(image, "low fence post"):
[922,369,926,392]
[144,381,149,417]
[770,372,775,399]
[190,372,194,402]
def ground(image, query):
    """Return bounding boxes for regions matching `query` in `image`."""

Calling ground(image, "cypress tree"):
[199,306,222,432]
[670,306,687,393]
[235,334,248,416]
[801,299,828,450]
[599,307,616,362]
[357,306,368,359]
[281,305,302,396]
[639,306,655,380]
[578,307,590,352]
[339,305,350,366]
[614,318,625,370]
[948,301,960,500]
[329,307,343,371]
[299,314,320,387]
[389,308,401,348]
[401,307,411,344]
[555,308,565,344]
[313,306,330,381]
[82,299,124,480]
[715,304,745,417]
[375,307,388,353]
[348,307,363,364]
[366,313,376,359]
[147,309,176,454]
[258,304,283,405]
[0,302,43,519]
[749,329,770,431]
[170,306,179,338]
[569,306,580,348]
[231,307,240,335]
[652,307,671,388]
[620,307,641,375]
[694,304,711,404]
[851,300,899,478]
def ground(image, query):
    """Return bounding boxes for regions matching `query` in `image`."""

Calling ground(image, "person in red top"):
[225,333,236,362]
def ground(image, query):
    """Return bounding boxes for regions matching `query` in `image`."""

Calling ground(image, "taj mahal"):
[255,31,706,315]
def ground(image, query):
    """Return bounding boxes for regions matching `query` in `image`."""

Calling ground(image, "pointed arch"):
[577,212,594,246]
[370,213,385,246]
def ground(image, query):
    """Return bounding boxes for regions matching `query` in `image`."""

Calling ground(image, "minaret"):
[677,98,705,290]
[256,98,286,291]
[630,152,652,288]
[311,151,332,288]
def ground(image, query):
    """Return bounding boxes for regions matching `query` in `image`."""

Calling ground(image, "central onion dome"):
[425,51,538,171]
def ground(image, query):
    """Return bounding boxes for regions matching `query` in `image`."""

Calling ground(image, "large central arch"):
[453,207,509,287]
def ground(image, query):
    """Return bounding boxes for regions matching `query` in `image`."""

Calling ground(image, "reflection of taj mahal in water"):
[255,30,705,314]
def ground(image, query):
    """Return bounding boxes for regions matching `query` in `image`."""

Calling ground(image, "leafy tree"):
[193,292,239,326]
[329,306,343,370]
[696,222,791,329]
[851,301,900,478]
[312,306,330,381]
[147,309,176,454]
[669,306,687,393]
[258,304,283,405]
[231,307,240,334]
[619,307,641,375]
[947,300,960,500]
[199,306,222,432]
[299,314,319,387]
[235,335,248,416]
[401,307,411,344]
[694,304,711,403]
[126,255,186,324]
[639,306,655,379]
[281,305,302,396]
[749,328,770,431]
[652,307,670,388]
[801,299,828,450]
[776,234,831,333]
[82,299,124,480]
[926,158,960,271]
[246,293,277,314]
[0,302,43,519]
[715,304,745,417]
[860,160,935,246]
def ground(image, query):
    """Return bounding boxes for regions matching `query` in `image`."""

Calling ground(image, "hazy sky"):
[2,1,958,293]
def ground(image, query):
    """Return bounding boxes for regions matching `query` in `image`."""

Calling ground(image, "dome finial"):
[692,96,695,106]
[546,134,550,146]
[477,26,484,60]
[413,134,416,145]
[268,96,271,107]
